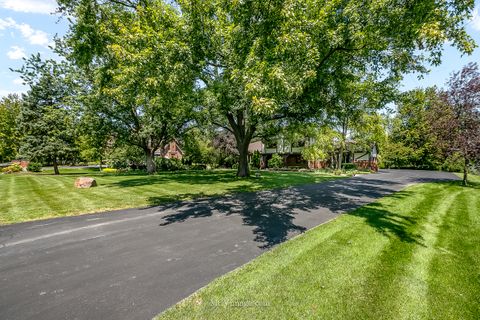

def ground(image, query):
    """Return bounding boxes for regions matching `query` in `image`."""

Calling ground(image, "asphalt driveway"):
[0,170,458,320]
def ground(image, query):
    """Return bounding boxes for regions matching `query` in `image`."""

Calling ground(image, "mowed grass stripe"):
[0,169,342,224]
[400,187,459,319]
[0,175,16,223]
[427,187,480,319]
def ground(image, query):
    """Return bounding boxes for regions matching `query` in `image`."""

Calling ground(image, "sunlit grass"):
[0,169,342,225]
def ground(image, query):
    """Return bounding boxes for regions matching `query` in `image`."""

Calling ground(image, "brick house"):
[155,140,184,160]
[248,138,378,171]
[248,137,308,169]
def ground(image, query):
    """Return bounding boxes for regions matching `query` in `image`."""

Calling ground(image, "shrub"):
[102,168,118,173]
[2,163,23,173]
[333,169,343,175]
[250,150,261,169]
[441,153,464,172]
[342,163,357,171]
[106,146,145,169]
[268,154,284,169]
[27,162,42,172]
[190,164,207,170]
[155,158,185,171]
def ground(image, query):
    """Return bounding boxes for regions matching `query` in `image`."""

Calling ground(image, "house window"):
[292,140,305,147]
[265,141,277,148]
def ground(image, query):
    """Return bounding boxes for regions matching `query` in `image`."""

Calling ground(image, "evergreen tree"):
[15,55,78,175]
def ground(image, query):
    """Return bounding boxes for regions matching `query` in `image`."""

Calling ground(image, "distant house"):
[248,137,308,169]
[155,140,183,160]
[248,137,378,171]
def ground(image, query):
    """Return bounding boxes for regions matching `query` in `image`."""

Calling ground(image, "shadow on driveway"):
[153,173,454,248]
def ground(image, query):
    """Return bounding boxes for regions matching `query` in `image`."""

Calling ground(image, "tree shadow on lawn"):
[151,177,427,249]
[105,170,336,190]
[107,170,240,188]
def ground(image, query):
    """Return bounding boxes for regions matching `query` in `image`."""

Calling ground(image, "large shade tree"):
[58,0,475,176]
[181,0,475,176]
[58,0,198,173]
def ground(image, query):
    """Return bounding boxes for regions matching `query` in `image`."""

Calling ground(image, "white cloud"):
[471,7,480,31]
[0,17,50,47]
[15,22,50,46]
[0,0,56,14]
[13,78,24,85]
[7,45,26,59]
[0,89,24,98]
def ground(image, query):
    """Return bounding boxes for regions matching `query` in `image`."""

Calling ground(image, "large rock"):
[74,177,97,188]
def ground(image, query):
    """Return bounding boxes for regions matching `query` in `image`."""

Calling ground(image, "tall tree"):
[387,88,444,169]
[436,63,480,185]
[15,55,78,175]
[59,0,197,173]
[0,94,21,162]
[181,0,475,176]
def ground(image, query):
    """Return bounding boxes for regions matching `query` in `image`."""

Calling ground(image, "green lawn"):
[0,169,342,225]
[157,175,480,320]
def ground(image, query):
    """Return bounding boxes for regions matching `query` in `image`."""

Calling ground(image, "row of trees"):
[385,63,480,185]
[0,0,478,180]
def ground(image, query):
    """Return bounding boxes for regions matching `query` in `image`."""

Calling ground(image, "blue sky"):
[0,0,479,97]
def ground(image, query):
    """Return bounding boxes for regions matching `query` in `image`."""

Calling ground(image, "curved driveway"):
[0,170,458,320]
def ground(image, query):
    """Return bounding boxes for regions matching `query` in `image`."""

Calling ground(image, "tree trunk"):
[463,157,468,186]
[337,145,344,170]
[53,158,60,175]
[225,110,256,178]
[338,122,347,170]
[146,149,156,174]
[99,155,103,171]
[237,141,250,177]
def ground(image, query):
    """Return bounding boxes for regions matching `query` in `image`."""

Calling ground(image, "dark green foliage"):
[384,89,443,170]
[14,55,78,175]
[342,163,357,171]
[27,162,43,172]
[155,158,185,171]
[268,154,284,169]
[106,146,145,170]
[250,151,261,169]
[0,95,21,162]
[182,129,217,166]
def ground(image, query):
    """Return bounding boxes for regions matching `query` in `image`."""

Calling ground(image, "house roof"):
[248,141,263,153]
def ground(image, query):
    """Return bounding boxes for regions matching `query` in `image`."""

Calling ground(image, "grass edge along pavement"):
[156,175,480,320]
[0,169,347,225]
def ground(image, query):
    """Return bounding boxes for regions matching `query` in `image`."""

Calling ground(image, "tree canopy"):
[14,55,78,174]
[1,0,477,177]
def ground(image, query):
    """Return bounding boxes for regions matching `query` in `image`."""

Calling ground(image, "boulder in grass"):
[74,177,97,188]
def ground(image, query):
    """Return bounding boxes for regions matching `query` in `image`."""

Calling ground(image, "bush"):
[268,154,284,169]
[27,162,42,172]
[106,146,145,169]
[155,158,185,171]
[333,169,343,175]
[2,163,23,173]
[342,163,357,171]
[441,153,464,172]
[102,168,118,173]
[190,164,207,170]
[250,151,261,169]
